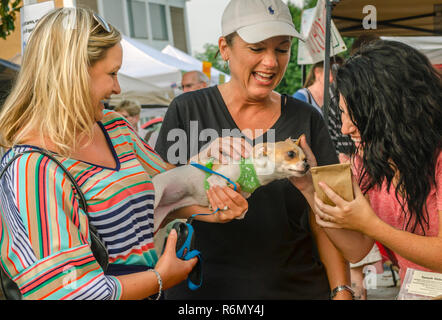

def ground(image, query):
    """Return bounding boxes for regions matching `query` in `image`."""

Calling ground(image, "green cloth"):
[203,158,261,193]
[236,158,261,193]
[203,159,214,191]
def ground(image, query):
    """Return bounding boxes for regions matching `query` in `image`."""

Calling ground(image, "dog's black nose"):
[304,161,310,171]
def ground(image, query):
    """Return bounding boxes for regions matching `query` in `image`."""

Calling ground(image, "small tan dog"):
[153,136,309,230]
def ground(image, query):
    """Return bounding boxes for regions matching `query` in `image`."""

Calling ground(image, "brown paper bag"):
[311,163,354,206]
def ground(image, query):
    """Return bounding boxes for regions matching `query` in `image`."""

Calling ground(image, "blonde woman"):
[0,8,247,300]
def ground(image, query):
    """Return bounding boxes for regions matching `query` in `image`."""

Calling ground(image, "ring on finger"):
[222,205,229,211]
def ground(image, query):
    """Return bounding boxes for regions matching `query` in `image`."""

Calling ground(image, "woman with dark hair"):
[312,40,442,290]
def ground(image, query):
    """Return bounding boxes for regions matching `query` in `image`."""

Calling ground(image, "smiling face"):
[339,93,363,153]
[220,34,291,100]
[89,43,122,121]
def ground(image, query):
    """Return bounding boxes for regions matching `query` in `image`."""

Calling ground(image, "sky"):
[186,0,304,55]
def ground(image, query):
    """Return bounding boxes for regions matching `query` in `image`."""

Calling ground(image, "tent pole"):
[323,0,334,125]
[301,64,306,87]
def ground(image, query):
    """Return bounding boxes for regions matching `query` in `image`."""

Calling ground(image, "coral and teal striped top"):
[0,110,168,299]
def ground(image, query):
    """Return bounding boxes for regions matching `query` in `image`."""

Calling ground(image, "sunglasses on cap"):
[93,12,111,32]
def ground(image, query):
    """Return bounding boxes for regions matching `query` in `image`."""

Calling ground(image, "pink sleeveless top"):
[353,151,442,282]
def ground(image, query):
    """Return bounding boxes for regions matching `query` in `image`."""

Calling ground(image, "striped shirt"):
[0,110,168,300]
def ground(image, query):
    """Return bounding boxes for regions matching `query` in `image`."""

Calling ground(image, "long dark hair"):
[336,40,442,234]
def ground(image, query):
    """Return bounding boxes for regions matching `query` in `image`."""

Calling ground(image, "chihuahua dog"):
[152,136,309,230]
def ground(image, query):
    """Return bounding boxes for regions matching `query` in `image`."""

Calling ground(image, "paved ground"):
[366,265,401,300]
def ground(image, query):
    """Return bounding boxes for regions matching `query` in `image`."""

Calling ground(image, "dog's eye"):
[287,151,296,159]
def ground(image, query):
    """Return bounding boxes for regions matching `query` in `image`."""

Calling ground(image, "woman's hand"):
[313,175,379,233]
[154,229,198,290]
[289,135,316,193]
[190,137,253,164]
[169,184,249,223]
[204,184,249,222]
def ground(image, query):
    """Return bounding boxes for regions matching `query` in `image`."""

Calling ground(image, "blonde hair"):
[0,8,121,156]
[114,100,141,117]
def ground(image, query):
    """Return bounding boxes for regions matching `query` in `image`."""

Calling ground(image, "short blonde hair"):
[114,100,141,117]
[0,8,121,156]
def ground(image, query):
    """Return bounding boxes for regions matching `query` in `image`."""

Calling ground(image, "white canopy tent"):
[110,36,195,106]
[161,44,231,85]
[381,36,442,65]
[110,37,231,106]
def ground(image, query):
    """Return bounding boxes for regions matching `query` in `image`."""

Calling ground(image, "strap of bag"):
[305,88,313,105]
[0,149,109,300]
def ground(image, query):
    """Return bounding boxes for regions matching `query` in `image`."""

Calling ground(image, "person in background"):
[312,40,442,297]
[144,71,210,149]
[293,56,354,160]
[181,70,209,93]
[293,56,343,114]
[114,99,141,132]
[155,0,353,300]
[0,8,247,300]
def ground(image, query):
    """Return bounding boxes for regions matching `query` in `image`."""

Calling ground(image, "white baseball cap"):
[221,0,304,44]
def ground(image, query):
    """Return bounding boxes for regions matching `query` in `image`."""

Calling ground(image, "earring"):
[224,59,229,70]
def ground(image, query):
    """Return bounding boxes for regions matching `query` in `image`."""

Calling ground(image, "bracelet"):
[148,269,163,300]
[330,285,355,300]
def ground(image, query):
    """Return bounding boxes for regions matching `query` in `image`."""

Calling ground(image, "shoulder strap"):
[305,88,313,105]
[281,93,288,108]
[0,149,87,211]
[0,149,108,300]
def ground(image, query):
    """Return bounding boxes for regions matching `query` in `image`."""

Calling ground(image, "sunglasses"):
[93,12,111,32]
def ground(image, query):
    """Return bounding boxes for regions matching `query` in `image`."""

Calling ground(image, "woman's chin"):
[94,103,105,121]
[247,86,275,100]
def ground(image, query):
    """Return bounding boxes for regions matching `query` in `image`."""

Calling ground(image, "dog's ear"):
[295,134,305,146]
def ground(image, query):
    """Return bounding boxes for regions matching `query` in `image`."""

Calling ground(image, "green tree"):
[273,0,309,96]
[194,43,230,75]
[0,0,21,40]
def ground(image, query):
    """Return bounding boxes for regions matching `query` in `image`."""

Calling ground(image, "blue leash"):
[189,161,238,191]
[187,161,237,224]
[179,162,237,290]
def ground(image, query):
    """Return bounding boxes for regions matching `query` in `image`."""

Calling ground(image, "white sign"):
[297,0,347,65]
[20,1,55,55]
[398,268,442,300]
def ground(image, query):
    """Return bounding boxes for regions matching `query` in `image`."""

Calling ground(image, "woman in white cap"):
[156,0,352,299]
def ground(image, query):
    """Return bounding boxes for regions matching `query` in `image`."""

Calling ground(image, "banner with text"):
[297,0,347,65]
